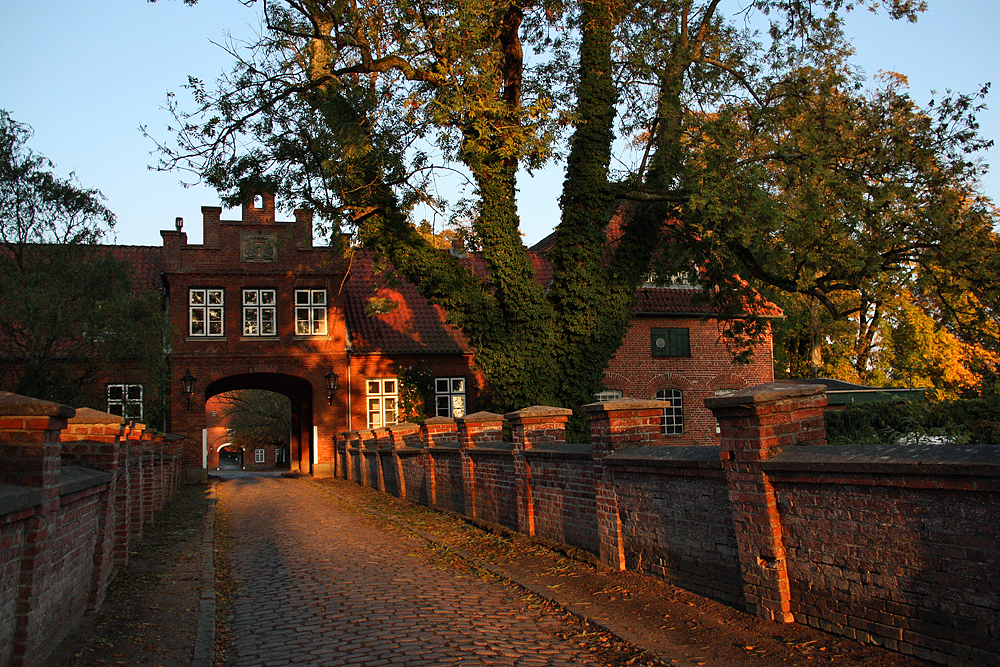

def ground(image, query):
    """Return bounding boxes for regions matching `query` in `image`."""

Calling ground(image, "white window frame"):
[594,389,624,402]
[655,388,684,435]
[366,378,398,429]
[189,288,225,336]
[243,289,277,336]
[295,289,328,335]
[107,383,143,420]
[254,448,265,464]
[435,377,467,418]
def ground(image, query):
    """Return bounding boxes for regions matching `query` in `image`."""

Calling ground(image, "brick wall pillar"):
[63,408,128,612]
[371,428,389,491]
[420,417,458,508]
[506,406,573,538]
[705,383,828,623]
[126,423,146,543]
[387,423,420,499]
[0,392,73,667]
[583,398,665,571]
[456,411,505,520]
[356,429,375,487]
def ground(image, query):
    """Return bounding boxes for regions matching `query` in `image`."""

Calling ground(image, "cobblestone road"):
[218,476,607,666]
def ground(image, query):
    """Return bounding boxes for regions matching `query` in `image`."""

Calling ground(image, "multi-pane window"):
[107,384,143,420]
[189,289,224,336]
[295,290,328,335]
[594,389,624,402]
[243,289,277,336]
[655,388,684,435]
[367,378,398,429]
[651,328,690,357]
[254,449,265,464]
[435,377,466,418]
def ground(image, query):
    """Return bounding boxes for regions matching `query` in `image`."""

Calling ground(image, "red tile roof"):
[343,252,472,355]
[103,246,164,293]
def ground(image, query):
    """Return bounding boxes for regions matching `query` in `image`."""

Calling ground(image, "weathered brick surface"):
[526,452,598,554]
[774,473,1000,665]
[0,394,185,667]
[467,448,518,530]
[337,390,1000,667]
[428,448,466,515]
[609,457,744,605]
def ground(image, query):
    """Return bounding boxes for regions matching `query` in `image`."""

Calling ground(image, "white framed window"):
[435,377,466,418]
[367,378,398,428]
[655,388,684,435]
[275,448,281,463]
[189,288,224,336]
[243,289,277,336]
[594,389,624,402]
[295,289,328,335]
[107,384,143,420]
[254,448,265,464]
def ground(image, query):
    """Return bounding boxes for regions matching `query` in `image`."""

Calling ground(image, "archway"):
[204,373,314,474]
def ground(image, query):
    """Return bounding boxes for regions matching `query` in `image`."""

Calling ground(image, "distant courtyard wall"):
[336,385,1000,667]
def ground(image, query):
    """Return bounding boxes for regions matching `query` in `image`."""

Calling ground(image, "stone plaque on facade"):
[242,234,277,262]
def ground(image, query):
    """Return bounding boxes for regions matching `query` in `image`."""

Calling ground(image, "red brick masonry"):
[0,393,184,667]
[336,385,1000,667]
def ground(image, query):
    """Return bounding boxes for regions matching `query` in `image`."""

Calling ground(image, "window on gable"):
[651,328,690,357]
[189,289,224,336]
[655,388,684,435]
[435,377,466,418]
[295,289,328,335]
[243,289,277,336]
[107,383,143,421]
[366,378,398,429]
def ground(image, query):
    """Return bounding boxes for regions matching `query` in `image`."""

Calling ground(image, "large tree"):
[154,0,996,418]
[0,111,168,416]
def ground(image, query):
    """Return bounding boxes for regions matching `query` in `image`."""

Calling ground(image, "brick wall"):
[0,392,185,667]
[767,453,1000,665]
[336,385,1000,666]
[608,453,743,605]
[467,449,518,530]
[604,316,775,445]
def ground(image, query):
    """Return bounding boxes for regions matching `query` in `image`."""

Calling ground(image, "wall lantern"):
[180,369,196,411]
[324,367,339,405]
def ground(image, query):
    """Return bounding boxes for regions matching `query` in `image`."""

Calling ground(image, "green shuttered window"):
[651,328,690,357]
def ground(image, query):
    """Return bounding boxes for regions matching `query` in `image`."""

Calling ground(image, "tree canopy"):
[154,0,997,414]
[217,389,291,449]
[0,111,168,417]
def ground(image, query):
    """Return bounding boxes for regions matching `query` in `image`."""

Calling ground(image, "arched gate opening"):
[203,373,314,474]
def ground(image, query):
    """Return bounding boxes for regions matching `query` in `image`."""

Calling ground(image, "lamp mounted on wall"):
[324,367,339,405]
[180,369,196,411]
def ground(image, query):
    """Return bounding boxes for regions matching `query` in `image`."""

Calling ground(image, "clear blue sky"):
[1,0,997,247]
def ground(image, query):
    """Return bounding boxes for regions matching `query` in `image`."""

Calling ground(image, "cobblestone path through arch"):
[218,476,606,666]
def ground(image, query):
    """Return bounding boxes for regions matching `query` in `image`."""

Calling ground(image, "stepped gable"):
[343,251,472,355]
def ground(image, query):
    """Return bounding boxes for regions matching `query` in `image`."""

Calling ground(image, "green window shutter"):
[652,328,690,357]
